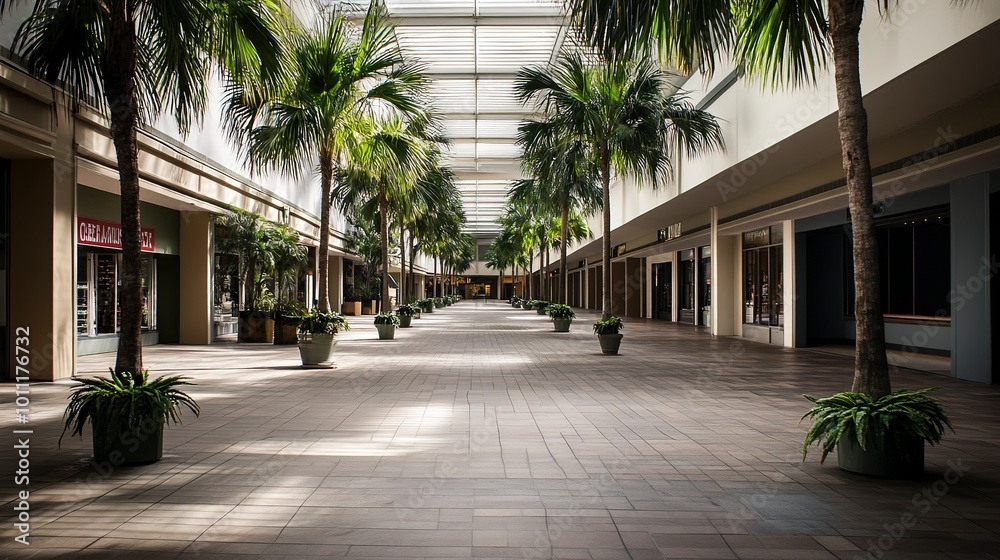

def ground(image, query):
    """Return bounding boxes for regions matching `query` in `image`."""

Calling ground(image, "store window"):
[846,207,950,319]
[678,249,695,324]
[77,251,157,336]
[699,246,711,327]
[743,226,783,327]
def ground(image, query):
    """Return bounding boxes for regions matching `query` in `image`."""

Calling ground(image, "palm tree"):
[226,0,426,314]
[497,201,540,300]
[217,209,275,315]
[515,124,601,304]
[334,115,436,312]
[404,162,456,302]
[565,0,949,395]
[1,0,284,379]
[515,53,724,320]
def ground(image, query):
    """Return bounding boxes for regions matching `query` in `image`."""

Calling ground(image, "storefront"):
[75,186,181,355]
[743,226,784,344]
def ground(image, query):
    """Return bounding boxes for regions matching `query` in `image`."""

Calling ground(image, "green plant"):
[287,309,350,335]
[546,304,575,320]
[396,304,420,317]
[593,315,623,335]
[418,299,434,311]
[374,312,400,326]
[800,389,952,464]
[61,370,200,448]
[535,300,550,309]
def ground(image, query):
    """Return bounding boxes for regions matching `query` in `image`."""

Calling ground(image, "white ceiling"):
[361,0,572,234]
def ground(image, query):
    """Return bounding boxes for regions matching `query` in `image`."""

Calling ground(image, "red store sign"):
[78,217,155,252]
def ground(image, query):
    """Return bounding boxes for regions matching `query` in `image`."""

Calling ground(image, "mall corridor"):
[3,301,999,559]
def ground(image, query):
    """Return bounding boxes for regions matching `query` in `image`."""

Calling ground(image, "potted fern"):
[546,304,575,332]
[61,371,200,464]
[593,315,623,355]
[535,301,550,315]
[396,304,419,328]
[287,309,350,366]
[374,312,400,340]
[801,388,952,477]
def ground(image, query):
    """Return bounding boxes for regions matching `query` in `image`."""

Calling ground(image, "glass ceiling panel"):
[373,0,569,234]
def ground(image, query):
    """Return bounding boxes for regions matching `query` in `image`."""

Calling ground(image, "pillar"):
[328,255,344,312]
[711,207,737,336]
[782,220,796,347]
[951,174,991,383]
[10,159,75,380]
[179,211,213,344]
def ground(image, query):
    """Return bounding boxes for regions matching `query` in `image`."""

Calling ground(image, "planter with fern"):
[547,304,575,332]
[396,304,419,328]
[287,309,350,366]
[374,312,400,340]
[593,316,623,355]
[535,301,550,315]
[61,371,200,464]
[801,389,951,478]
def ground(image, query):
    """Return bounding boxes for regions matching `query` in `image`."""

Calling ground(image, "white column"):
[179,211,213,344]
[783,220,796,347]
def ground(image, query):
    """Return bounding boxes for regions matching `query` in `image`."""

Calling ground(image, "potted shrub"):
[535,300,550,315]
[434,297,445,309]
[445,296,454,306]
[216,209,275,343]
[288,309,350,366]
[593,315,623,355]
[418,298,435,314]
[801,388,952,478]
[396,304,419,328]
[521,299,533,310]
[511,296,522,308]
[547,304,575,332]
[374,312,400,340]
[61,371,200,464]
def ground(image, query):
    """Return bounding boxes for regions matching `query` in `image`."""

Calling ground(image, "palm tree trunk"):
[600,147,612,321]
[408,234,416,301]
[830,0,891,399]
[560,198,569,305]
[379,191,391,312]
[317,149,334,313]
[527,249,534,299]
[104,2,143,381]
[499,266,504,300]
[433,256,438,298]
[399,225,406,304]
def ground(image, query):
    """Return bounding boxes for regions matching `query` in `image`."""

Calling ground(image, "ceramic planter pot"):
[598,333,623,355]
[837,433,924,478]
[375,323,396,340]
[298,333,336,366]
[399,315,413,328]
[93,418,164,465]
[553,318,572,332]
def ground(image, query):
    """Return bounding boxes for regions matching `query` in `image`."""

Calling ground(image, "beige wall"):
[179,211,213,344]
[9,159,75,380]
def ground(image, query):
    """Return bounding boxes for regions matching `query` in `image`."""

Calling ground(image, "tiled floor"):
[2,300,998,559]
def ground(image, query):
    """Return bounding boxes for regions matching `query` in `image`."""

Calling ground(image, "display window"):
[77,250,157,336]
[743,226,783,327]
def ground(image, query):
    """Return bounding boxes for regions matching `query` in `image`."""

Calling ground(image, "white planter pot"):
[298,333,337,366]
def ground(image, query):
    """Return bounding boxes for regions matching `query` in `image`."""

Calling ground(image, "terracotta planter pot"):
[341,301,361,316]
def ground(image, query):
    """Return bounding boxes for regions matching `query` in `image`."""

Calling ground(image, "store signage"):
[742,227,770,249]
[657,223,682,242]
[78,217,155,252]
